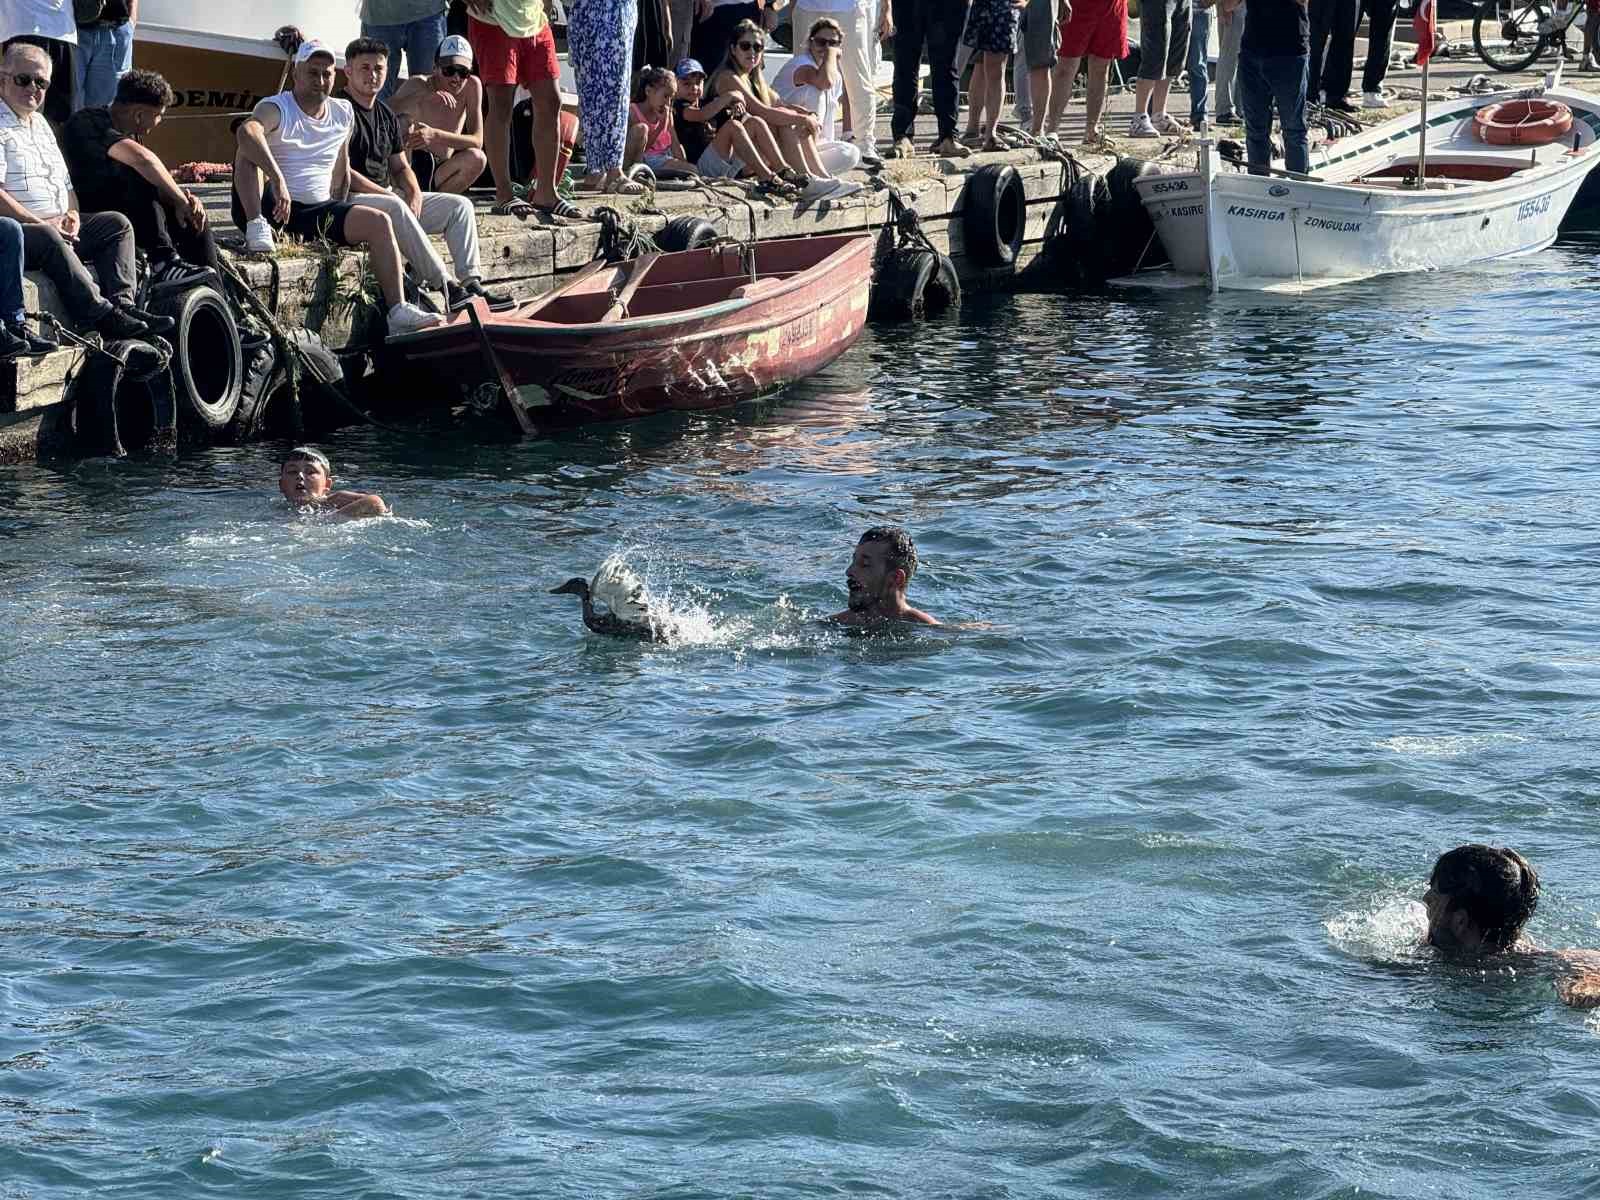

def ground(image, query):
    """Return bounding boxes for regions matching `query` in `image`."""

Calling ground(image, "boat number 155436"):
[1517,194,1553,221]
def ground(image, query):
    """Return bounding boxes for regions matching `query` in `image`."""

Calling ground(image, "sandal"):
[605,177,648,195]
[777,167,811,190]
[754,177,799,202]
[490,199,536,219]
[530,197,583,221]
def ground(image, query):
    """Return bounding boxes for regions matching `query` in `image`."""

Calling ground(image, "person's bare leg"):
[1028,65,1050,135]
[431,148,487,194]
[623,123,646,169]
[484,83,517,203]
[1150,77,1172,120]
[528,78,563,208]
[743,115,787,168]
[1046,55,1080,133]
[964,55,986,138]
[342,206,405,307]
[981,51,1005,142]
[1134,75,1156,117]
[775,125,812,175]
[795,129,829,177]
[723,120,779,178]
[1085,56,1111,136]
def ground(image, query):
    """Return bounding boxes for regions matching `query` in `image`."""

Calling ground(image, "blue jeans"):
[1238,49,1309,175]
[1188,6,1212,124]
[362,13,447,102]
[76,21,133,110]
[0,217,23,325]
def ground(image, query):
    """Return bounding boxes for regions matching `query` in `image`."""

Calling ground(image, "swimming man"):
[1423,843,1600,1008]
[278,447,389,521]
[832,525,941,627]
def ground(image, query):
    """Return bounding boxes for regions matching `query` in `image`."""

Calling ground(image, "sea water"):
[4,240,1600,1198]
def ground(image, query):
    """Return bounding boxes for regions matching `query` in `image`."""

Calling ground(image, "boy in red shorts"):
[464,0,576,219]
[1043,0,1128,145]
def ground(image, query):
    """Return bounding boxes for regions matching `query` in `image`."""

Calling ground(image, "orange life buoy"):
[1472,99,1575,146]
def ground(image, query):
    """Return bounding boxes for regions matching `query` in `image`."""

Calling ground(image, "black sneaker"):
[148,257,214,291]
[6,320,57,356]
[0,324,27,362]
[462,276,513,305]
[119,304,176,335]
[96,307,156,340]
[1324,96,1359,114]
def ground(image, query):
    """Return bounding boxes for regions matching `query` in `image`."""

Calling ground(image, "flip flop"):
[490,199,536,219]
[530,198,583,221]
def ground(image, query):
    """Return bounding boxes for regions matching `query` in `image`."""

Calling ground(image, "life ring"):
[148,283,243,433]
[1473,99,1574,146]
[962,163,1027,268]
[870,247,961,320]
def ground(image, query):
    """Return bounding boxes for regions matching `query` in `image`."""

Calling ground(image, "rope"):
[884,184,939,255]
[26,311,172,378]
[218,256,304,435]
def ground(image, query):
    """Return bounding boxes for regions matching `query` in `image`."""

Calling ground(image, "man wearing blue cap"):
[389,34,487,196]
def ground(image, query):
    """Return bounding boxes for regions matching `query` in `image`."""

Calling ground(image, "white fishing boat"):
[1121,73,1600,293]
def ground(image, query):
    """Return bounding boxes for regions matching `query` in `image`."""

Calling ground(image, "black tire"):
[656,215,719,253]
[870,248,962,320]
[149,284,243,433]
[228,331,348,442]
[962,163,1027,267]
[69,338,174,458]
[1473,0,1549,71]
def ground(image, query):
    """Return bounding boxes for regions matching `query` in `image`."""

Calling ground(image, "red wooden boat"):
[383,233,875,431]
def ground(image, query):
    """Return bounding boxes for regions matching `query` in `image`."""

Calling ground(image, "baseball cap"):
[674,58,706,79]
[436,34,473,64]
[294,40,335,64]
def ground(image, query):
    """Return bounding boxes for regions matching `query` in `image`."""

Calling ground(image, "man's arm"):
[106,138,206,229]
[1555,950,1600,1009]
[332,138,352,203]
[389,153,424,215]
[327,489,389,520]
[237,99,292,220]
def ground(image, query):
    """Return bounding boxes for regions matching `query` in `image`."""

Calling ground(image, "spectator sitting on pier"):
[464,0,576,220]
[772,17,863,175]
[278,446,390,520]
[672,59,802,199]
[627,67,697,176]
[231,40,443,335]
[710,20,854,197]
[1044,0,1127,145]
[0,43,171,341]
[387,34,488,195]
[60,70,220,287]
[0,215,59,360]
[338,36,510,310]
[831,525,941,627]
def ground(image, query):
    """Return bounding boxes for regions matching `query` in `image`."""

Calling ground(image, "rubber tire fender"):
[70,338,173,457]
[149,283,243,433]
[871,248,961,320]
[656,215,719,253]
[229,337,281,443]
[962,163,1027,268]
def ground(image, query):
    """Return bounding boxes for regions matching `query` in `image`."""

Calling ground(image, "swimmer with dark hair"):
[278,447,389,521]
[831,525,941,627]
[1424,844,1600,1008]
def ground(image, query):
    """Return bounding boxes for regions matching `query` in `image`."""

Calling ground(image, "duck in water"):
[550,557,673,642]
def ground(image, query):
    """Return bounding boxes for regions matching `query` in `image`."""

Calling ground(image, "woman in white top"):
[772,17,861,175]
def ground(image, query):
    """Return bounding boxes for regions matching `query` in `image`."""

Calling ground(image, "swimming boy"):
[1423,844,1600,1008]
[832,525,941,626]
[278,447,390,520]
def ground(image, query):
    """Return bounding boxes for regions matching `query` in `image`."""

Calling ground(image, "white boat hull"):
[1124,83,1600,292]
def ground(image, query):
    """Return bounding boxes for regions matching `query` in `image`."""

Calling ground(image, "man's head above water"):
[277,447,389,520]
[846,525,918,612]
[1424,844,1541,954]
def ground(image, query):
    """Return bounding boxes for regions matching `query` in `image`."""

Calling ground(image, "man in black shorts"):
[231,39,441,335]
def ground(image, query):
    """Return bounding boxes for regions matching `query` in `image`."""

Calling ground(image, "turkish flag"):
[1413,0,1437,65]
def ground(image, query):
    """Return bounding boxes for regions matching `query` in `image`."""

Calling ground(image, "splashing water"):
[1326,894,1430,963]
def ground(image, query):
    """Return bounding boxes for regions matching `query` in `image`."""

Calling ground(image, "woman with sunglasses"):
[569,0,648,195]
[710,20,854,196]
[772,18,862,175]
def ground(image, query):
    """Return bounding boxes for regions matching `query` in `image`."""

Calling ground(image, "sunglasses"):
[736,40,764,52]
[437,64,471,78]
[813,36,842,46]
[11,73,49,91]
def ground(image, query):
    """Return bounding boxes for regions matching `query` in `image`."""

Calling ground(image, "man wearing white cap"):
[232,39,442,335]
[339,35,507,309]
[388,34,487,197]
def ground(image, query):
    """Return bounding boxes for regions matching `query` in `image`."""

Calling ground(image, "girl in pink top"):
[626,67,697,174]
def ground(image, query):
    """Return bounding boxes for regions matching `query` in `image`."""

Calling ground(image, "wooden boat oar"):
[465,302,537,435]
[602,253,661,323]
[519,257,614,319]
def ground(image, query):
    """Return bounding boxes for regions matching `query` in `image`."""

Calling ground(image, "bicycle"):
[1473,0,1586,72]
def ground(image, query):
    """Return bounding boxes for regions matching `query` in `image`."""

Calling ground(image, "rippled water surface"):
[6,241,1600,1198]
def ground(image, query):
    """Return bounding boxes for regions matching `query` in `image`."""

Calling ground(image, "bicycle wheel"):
[1474,0,1552,71]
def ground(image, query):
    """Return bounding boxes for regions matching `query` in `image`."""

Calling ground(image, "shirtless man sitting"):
[388,35,488,196]
[832,525,941,627]
[1423,843,1600,1008]
[278,446,389,520]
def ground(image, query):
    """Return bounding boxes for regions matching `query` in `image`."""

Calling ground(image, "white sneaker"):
[827,179,865,200]
[1151,111,1187,135]
[244,217,275,254]
[387,301,444,336]
[1362,90,1392,108]
[1128,112,1159,137]
[801,177,841,200]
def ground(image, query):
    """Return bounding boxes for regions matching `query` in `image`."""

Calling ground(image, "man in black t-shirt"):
[1225,0,1309,175]
[338,36,507,310]
[60,69,219,284]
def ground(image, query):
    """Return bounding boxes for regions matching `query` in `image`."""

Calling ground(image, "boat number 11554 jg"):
[1517,194,1554,221]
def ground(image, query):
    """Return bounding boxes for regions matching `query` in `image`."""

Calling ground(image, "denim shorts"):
[697,143,745,179]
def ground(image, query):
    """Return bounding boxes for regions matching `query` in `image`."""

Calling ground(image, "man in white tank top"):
[232,40,442,335]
